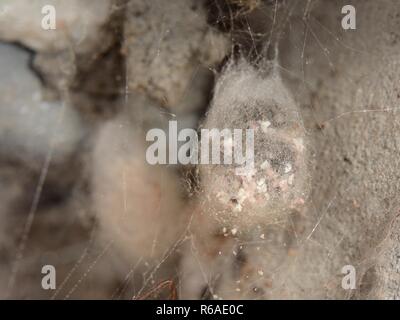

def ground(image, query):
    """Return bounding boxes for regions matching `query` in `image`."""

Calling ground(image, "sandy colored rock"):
[0,0,112,53]
[124,0,229,111]
[0,43,84,165]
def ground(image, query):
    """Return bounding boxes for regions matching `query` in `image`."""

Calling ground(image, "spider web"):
[3,0,400,300]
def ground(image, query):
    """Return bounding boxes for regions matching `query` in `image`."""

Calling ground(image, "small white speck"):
[235,166,257,178]
[216,191,227,201]
[237,188,247,202]
[258,270,264,276]
[260,234,265,239]
[288,174,294,185]
[231,228,238,235]
[293,138,305,152]
[233,203,242,212]
[261,160,270,170]
[259,120,271,132]
[284,163,292,173]
[257,178,266,186]
[257,183,267,193]
[235,288,241,292]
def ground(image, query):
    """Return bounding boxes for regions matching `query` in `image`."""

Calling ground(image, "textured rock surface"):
[0,0,112,53]
[0,43,84,165]
[1,0,400,300]
[181,0,400,300]
[373,218,400,299]
[277,0,400,298]
[124,0,229,111]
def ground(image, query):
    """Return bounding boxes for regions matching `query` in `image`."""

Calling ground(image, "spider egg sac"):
[198,59,310,231]
[91,117,187,261]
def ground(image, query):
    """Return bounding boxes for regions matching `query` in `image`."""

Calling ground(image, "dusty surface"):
[0,0,112,53]
[124,0,229,112]
[278,0,400,299]
[0,0,399,300]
